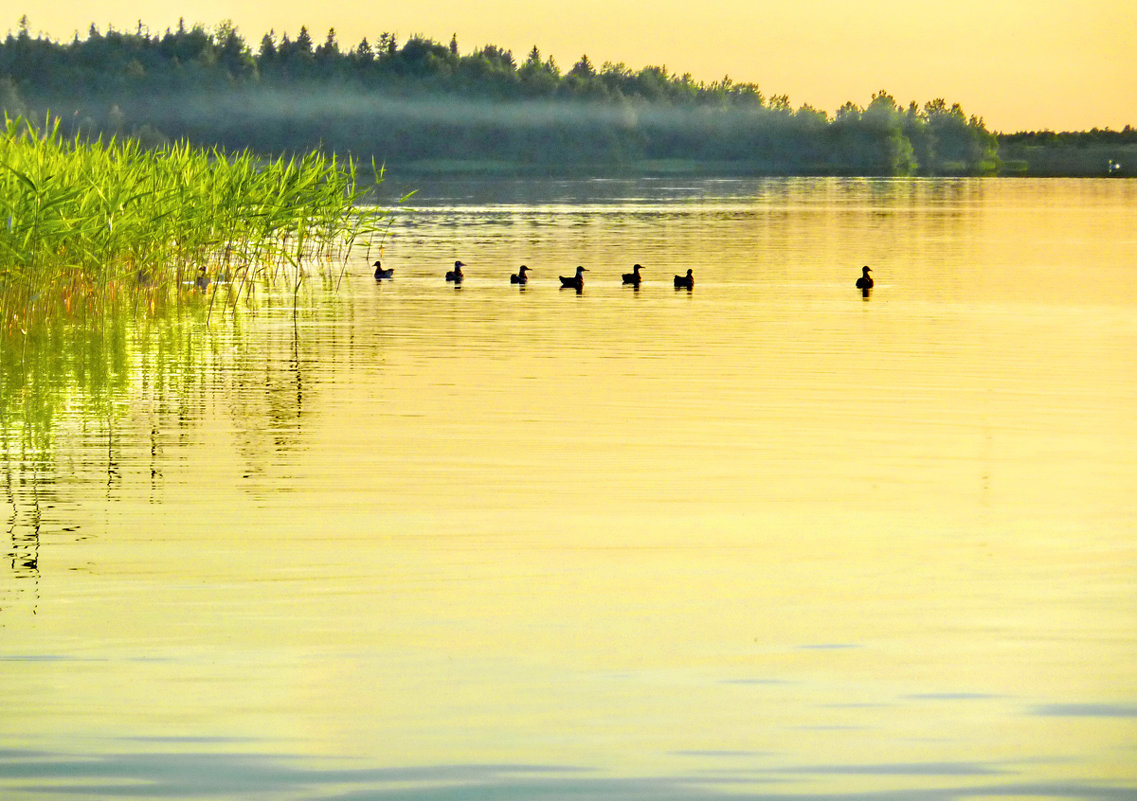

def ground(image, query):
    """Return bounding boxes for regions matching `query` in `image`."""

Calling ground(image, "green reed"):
[0,115,389,331]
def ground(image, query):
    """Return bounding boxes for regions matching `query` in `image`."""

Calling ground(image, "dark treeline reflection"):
[0,18,1002,175]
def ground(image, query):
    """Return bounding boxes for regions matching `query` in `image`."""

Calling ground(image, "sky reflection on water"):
[3,747,1136,800]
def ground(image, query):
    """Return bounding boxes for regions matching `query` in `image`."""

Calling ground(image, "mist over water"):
[2,177,1135,800]
[123,87,776,139]
[32,80,996,175]
[191,89,646,128]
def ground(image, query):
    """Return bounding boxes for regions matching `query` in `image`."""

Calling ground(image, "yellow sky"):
[4,0,1135,131]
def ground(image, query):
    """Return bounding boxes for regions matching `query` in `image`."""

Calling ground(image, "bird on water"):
[194,266,210,291]
[373,260,394,280]
[559,266,588,291]
[510,265,531,284]
[674,268,694,289]
[622,264,645,286]
[445,261,465,282]
[856,265,873,290]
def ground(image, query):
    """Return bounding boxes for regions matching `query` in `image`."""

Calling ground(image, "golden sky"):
[4,0,1135,131]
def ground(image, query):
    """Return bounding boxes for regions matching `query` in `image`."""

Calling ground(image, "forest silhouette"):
[1,18,1132,176]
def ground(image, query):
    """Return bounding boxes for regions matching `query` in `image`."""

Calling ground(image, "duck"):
[373,260,394,280]
[673,268,694,289]
[194,266,210,291]
[855,265,873,290]
[510,265,531,284]
[559,266,588,291]
[622,264,644,286]
[445,260,465,282]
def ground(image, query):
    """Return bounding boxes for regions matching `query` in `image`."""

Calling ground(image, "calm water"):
[2,177,1136,800]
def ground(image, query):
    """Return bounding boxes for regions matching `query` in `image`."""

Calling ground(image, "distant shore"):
[995,141,1134,178]
[388,154,1133,179]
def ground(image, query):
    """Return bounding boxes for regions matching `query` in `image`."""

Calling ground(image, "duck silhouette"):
[559,266,588,291]
[373,260,394,280]
[855,265,873,290]
[510,265,531,284]
[445,261,465,282]
[622,264,644,286]
[673,268,694,289]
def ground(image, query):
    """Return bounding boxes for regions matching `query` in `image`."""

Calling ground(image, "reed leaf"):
[1,114,391,332]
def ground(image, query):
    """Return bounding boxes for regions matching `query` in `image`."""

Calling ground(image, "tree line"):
[0,17,1005,175]
[996,127,1135,177]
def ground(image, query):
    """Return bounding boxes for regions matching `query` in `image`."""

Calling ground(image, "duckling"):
[559,266,588,291]
[621,264,644,286]
[194,266,210,291]
[445,261,465,282]
[855,265,873,290]
[510,265,531,284]
[673,268,694,289]
[373,259,394,280]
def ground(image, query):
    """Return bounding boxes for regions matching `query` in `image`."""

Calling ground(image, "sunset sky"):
[3,0,1134,132]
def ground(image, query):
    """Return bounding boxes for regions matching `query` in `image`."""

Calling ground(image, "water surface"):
[2,177,1136,799]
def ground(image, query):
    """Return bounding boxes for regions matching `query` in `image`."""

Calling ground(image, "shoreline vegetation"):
[0,114,391,334]
[1,17,1132,179]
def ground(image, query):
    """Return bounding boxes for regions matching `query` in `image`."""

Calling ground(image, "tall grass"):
[0,114,390,331]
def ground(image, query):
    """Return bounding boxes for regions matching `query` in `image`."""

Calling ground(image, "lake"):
[2,176,1136,800]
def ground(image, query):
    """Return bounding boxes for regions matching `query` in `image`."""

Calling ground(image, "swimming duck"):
[510,265,531,284]
[445,261,465,282]
[622,264,644,286]
[559,266,588,290]
[855,266,873,290]
[373,260,394,280]
[194,266,210,291]
[674,268,694,289]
